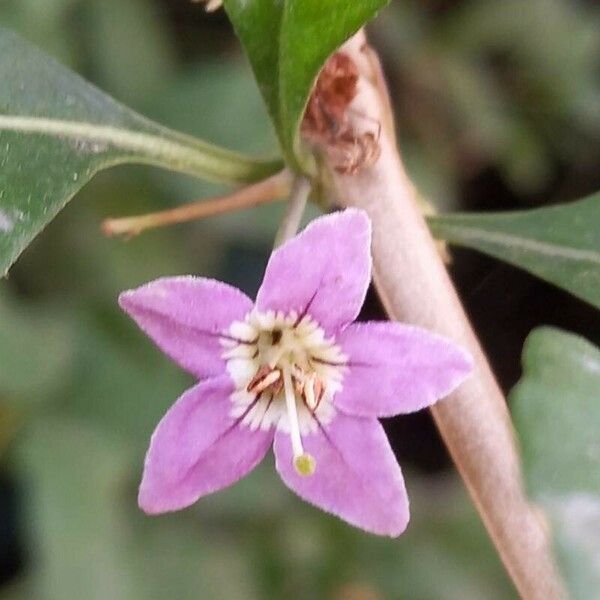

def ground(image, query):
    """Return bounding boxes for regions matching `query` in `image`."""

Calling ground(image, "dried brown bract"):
[328,130,381,175]
[302,52,381,175]
[302,52,359,137]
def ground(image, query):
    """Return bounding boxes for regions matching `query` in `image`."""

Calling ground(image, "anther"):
[302,374,326,411]
[247,365,282,395]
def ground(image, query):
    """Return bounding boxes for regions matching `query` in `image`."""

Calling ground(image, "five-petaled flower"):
[119,209,473,536]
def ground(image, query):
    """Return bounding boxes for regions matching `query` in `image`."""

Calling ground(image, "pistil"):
[282,366,316,476]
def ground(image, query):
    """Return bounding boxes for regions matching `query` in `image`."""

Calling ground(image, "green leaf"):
[222,0,389,165]
[511,327,600,598]
[0,27,282,276]
[428,193,600,309]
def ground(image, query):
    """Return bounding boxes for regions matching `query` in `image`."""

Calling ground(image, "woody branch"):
[312,31,565,599]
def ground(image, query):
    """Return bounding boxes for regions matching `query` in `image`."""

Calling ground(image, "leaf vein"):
[439,225,600,266]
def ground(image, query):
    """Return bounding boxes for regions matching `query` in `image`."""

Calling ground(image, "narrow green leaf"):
[428,193,600,309]
[223,0,389,164]
[511,327,600,598]
[0,27,282,275]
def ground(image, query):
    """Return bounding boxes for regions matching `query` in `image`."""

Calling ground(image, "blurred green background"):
[1,0,599,598]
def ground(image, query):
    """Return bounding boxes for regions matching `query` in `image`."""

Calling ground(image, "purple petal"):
[274,412,409,536]
[119,276,253,379]
[335,322,473,418]
[139,376,273,514]
[256,209,371,335]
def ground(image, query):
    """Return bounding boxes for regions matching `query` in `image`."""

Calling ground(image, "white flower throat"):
[221,310,347,476]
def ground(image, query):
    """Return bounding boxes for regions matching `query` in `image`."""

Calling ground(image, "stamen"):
[300,373,326,412]
[304,374,316,410]
[260,370,281,390]
[313,378,325,406]
[225,309,343,450]
[247,365,282,394]
[282,367,316,476]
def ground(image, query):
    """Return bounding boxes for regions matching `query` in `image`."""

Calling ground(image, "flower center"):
[221,310,347,476]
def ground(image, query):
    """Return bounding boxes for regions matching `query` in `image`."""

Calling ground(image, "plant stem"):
[323,32,565,599]
[102,169,292,237]
[273,176,311,247]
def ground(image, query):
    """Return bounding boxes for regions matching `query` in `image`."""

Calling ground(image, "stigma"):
[221,309,347,475]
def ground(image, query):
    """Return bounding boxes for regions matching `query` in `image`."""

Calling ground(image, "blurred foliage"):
[0,0,598,598]
[512,328,600,599]
[6,417,514,600]
[371,0,600,207]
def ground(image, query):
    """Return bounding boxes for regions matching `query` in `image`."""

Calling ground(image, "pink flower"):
[119,209,472,536]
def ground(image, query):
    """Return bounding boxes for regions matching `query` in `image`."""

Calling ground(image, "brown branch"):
[318,32,565,599]
[102,169,292,238]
